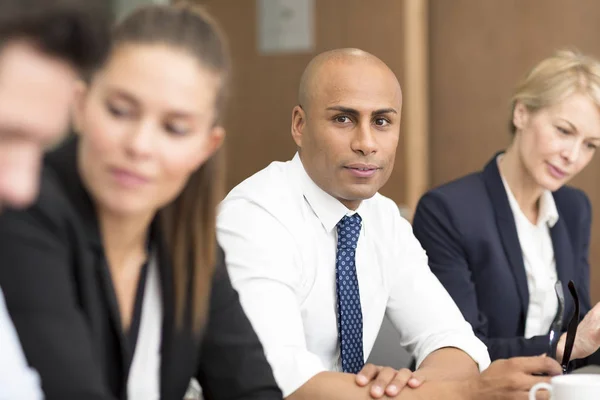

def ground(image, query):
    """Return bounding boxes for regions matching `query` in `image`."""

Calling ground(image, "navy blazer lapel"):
[550,208,575,320]
[482,153,529,318]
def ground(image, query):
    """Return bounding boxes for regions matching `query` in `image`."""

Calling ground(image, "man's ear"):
[71,80,88,135]
[291,105,306,148]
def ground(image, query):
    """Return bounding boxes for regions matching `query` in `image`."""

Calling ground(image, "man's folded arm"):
[287,372,473,400]
[386,217,491,376]
[414,347,478,381]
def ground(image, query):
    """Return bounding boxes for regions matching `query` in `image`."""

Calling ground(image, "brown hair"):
[0,0,111,75]
[110,2,230,332]
[509,49,600,135]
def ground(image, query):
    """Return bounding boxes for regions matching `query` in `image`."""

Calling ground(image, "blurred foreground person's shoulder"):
[0,1,111,399]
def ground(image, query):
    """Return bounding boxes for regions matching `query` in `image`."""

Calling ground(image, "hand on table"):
[355,363,424,398]
[467,356,562,400]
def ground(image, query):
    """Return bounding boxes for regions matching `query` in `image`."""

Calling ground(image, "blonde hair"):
[509,49,600,134]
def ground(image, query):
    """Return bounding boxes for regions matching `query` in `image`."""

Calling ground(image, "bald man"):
[218,49,564,399]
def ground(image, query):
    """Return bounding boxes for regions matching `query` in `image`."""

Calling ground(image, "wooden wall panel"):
[430,0,600,302]
[198,0,406,204]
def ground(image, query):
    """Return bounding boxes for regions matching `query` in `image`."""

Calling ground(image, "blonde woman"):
[414,50,600,370]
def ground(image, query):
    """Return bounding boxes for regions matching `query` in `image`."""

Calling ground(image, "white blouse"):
[127,252,162,400]
[500,172,559,339]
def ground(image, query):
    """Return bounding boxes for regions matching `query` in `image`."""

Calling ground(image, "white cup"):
[529,374,600,400]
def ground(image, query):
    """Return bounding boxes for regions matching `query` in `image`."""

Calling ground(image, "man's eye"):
[374,118,390,126]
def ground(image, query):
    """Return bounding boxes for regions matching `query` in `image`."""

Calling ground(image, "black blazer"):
[413,153,594,363]
[0,139,282,400]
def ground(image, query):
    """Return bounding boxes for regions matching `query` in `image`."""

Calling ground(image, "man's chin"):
[340,189,379,203]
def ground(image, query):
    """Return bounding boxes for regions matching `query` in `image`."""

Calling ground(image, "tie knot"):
[337,214,362,249]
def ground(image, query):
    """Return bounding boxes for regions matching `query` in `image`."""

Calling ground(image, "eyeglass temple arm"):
[561,281,580,372]
[548,281,565,360]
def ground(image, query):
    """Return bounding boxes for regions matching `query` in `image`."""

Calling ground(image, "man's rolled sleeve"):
[387,218,491,372]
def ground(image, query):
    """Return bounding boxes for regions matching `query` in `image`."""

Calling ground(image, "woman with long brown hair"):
[0,3,282,399]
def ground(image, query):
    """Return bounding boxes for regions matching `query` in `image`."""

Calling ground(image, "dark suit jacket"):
[413,153,594,363]
[0,139,282,400]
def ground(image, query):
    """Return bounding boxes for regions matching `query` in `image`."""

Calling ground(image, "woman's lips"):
[547,163,567,180]
[110,167,151,188]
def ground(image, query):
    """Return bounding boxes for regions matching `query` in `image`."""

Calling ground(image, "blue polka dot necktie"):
[336,213,364,374]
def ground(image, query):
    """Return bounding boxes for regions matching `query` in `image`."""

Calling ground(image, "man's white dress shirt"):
[217,154,490,397]
[500,170,559,339]
[0,287,44,399]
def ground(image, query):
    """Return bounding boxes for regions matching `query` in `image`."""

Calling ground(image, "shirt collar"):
[538,190,559,227]
[498,157,559,228]
[291,153,366,234]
